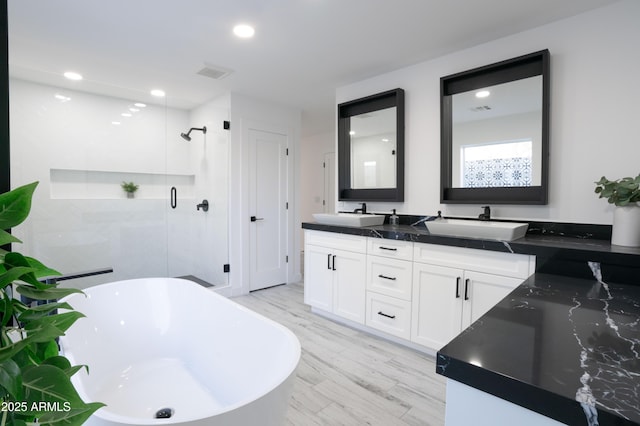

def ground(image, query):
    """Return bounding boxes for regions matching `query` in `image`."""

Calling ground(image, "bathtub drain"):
[155,408,174,419]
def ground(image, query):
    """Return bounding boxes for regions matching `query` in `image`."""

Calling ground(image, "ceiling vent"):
[196,64,233,80]
[470,105,492,112]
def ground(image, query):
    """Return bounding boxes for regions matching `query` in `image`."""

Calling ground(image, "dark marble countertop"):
[301,221,640,285]
[301,221,640,257]
[436,272,640,426]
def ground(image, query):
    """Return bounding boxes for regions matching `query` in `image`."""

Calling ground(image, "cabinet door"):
[461,271,522,328]
[333,249,366,324]
[303,244,334,311]
[411,263,463,350]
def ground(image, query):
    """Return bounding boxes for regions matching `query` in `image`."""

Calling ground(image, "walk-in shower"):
[180,126,207,141]
[9,77,229,291]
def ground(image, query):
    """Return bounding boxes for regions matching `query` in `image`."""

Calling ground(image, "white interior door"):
[249,128,288,291]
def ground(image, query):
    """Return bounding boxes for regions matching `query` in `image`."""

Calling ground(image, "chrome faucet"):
[353,203,367,214]
[478,206,491,221]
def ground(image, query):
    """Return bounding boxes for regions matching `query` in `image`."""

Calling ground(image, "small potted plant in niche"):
[0,182,104,424]
[595,174,640,247]
[121,181,139,198]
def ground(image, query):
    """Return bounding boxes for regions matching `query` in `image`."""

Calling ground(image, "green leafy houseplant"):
[594,174,640,206]
[0,182,104,425]
[120,181,139,194]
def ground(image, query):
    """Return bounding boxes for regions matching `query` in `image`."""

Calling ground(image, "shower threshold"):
[176,275,215,288]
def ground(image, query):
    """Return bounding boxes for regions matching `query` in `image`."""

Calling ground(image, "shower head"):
[180,126,207,141]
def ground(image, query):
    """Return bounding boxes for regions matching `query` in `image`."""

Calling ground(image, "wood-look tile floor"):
[233,282,446,426]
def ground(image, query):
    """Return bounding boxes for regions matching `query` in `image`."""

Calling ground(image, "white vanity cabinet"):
[303,229,536,353]
[411,243,535,349]
[304,230,367,323]
[365,238,413,339]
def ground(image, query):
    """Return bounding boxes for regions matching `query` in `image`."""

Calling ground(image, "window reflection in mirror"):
[350,107,396,189]
[452,76,542,188]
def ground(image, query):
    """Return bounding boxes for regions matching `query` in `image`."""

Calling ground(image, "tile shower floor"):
[234,282,446,426]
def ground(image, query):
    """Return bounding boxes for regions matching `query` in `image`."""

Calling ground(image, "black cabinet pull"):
[378,274,397,281]
[327,254,332,270]
[464,278,470,300]
[455,277,461,298]
[377,311,396,319]
[379,246,398,251]
[332,255,336,271]
[170,186,177,209]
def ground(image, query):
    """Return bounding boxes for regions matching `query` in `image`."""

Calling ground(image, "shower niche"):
[49,169,195,200]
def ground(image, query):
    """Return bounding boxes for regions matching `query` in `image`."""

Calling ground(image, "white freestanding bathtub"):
[59,278,301,426]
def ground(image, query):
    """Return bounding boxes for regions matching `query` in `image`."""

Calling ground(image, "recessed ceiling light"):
[63,71,83,81]
[475,90,490,98]
[349,131,356,136]
[150,89,165,97]
[129,108,140,112]
[121,113,132,117]
[112,121,121,125]
[233,24,255,38]
[134,102,147,108]
[382,138,389,142]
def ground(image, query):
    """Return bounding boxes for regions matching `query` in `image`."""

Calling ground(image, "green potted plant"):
[121,181,139,198]
[595,174,640,247]
[0,182,104,425]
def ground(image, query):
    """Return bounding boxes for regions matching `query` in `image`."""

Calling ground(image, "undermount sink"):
[313,213,386,227]
[425,219,529,241]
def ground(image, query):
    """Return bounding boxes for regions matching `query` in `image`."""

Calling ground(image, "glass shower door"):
[9,79,174,288]
[165,101,230,290]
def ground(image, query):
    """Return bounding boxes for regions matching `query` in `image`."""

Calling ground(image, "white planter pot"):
[611,204,640,247]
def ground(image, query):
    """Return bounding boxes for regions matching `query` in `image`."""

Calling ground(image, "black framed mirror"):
[441,50,549,204]
[338,88,404,202]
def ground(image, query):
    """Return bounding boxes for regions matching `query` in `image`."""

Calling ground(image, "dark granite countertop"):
[436,272,640,426]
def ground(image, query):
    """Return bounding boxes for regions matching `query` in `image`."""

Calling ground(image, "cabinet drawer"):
[367,238,413,260]
[366,292,411,340]
[366,256,412,301]
[413,242,533,279]
[305,230,367,253]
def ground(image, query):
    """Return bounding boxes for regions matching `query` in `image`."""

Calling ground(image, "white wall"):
[334,0,640,225]
[228,93,301,296]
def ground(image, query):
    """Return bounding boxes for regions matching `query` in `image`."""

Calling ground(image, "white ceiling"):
[7,0,619,136]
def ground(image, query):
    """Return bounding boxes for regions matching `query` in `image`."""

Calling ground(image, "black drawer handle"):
[327,254,332,270]
[332,255,336,271]
[377,311,396,319]
[378,274,397,281]
[464,278,470,300]
[455,277,461,298]
[379,246,398,251]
